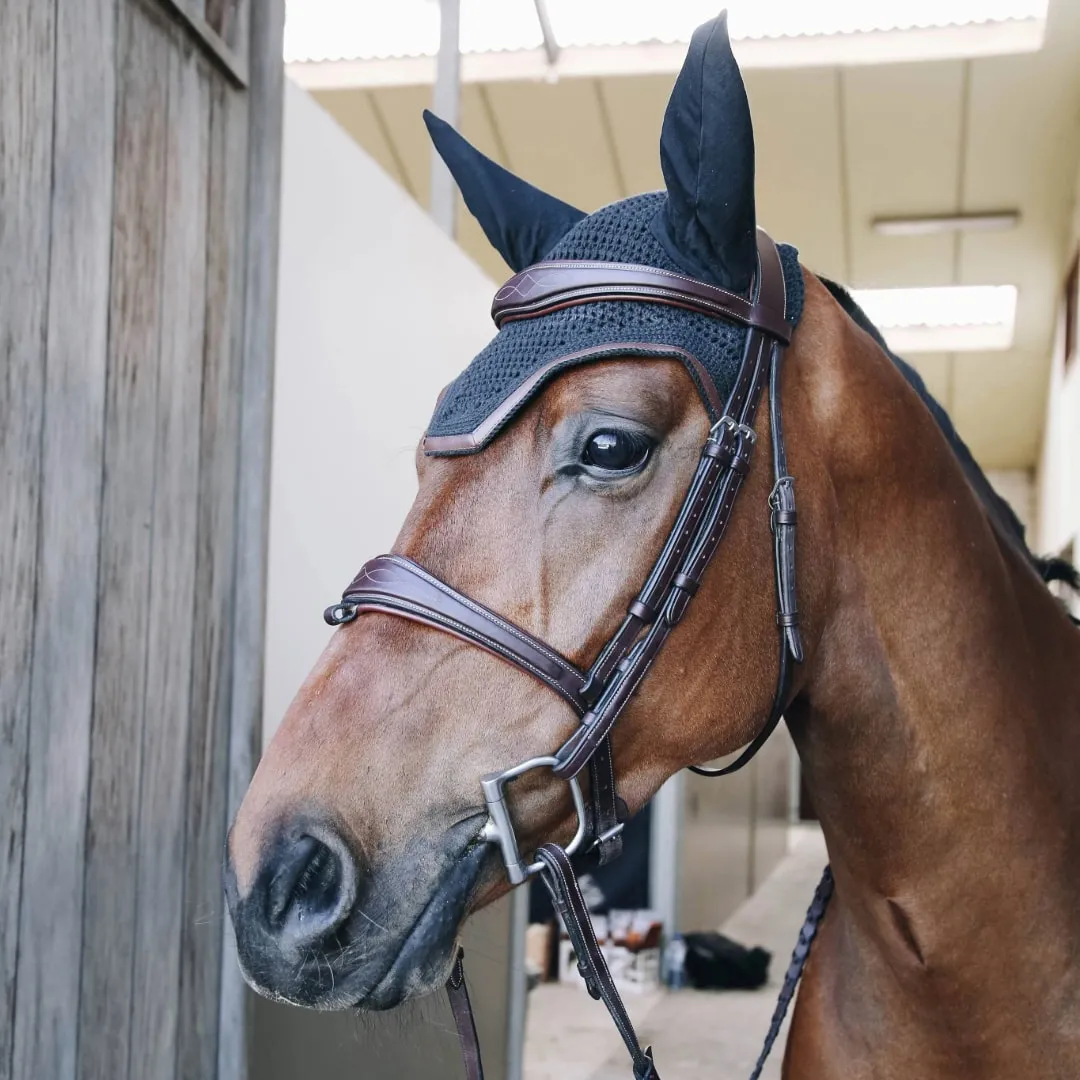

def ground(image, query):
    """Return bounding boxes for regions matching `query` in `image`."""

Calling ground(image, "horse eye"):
[581,429,652,474]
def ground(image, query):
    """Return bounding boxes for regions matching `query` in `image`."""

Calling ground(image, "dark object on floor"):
[683,932,771,991]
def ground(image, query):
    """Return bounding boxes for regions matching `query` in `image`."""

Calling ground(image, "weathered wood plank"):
[0,3,55,1079]
[11,1,116,1079]
[204,0,248,64]
[153,0,248,87]
[228,0,251,75]
[76,6,169,1079]
[176,76,247,1080]
[126,40,210,1080]
[218,3,286,1074]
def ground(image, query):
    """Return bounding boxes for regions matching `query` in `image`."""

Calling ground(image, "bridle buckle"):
[479,756,587,885]
[593,822,625,846]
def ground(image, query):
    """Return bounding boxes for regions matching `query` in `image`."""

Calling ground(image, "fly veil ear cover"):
[422,110,585,271]
[422,11,803,455]
[651,10,758,293]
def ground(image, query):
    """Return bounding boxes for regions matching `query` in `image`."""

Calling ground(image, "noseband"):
[325,230,820,1080]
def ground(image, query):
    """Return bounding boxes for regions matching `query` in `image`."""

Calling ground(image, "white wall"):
[265,81,499,745]
[1036,165,1080,560]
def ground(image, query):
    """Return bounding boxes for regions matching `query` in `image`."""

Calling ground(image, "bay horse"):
[225,13,1080,1078]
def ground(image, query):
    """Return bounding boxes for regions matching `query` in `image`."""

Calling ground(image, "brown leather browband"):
[491,260,793,343]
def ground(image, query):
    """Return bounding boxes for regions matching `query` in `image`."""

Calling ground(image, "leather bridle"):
[324,229,806,1080]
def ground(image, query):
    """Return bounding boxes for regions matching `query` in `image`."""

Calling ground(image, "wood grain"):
[126,40,210,1080]
[218,3,286,1075]
[77,6,169,1078]
[3,0,280,1072]
[0,3,55,1078]
[12,1,116,1078]
[176,75,247,1080]
[154,0,248,87]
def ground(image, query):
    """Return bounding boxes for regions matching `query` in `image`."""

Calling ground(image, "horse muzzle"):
[224,817,488,1010]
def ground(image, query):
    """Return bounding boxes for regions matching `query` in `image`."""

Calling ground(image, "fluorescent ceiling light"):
[850,285,1018,352]
[872,211,1020,236]
[283,0,1048,74]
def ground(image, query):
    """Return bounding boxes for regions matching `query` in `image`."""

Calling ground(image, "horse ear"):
[423,110,586,272]
[651,12,757,293]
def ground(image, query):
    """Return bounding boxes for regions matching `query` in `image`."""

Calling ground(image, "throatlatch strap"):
[688,337,801,778]
[446,948,484,1080]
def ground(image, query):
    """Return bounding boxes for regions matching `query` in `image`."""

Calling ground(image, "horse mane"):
[820,277,1080,598]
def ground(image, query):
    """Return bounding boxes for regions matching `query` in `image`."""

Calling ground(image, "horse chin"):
[359,842,490,1010]
[233,818,491,1012]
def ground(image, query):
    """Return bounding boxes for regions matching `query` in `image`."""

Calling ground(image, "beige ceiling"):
[304,0,1080,468]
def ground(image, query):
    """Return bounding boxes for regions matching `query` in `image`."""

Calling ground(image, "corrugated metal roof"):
[284,0,1049,65]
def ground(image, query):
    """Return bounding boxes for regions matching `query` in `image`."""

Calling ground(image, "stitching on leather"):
[425,340,725,456]
[540,848,639,1053]
[349,596,586,713]
[501,261,746,304]
[561,621,667,776]
[385,555,585,684]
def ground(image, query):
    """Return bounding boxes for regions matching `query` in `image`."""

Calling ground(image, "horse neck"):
[788,289,1080,961]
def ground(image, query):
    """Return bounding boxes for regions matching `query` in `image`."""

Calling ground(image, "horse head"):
[225,13,846,1011]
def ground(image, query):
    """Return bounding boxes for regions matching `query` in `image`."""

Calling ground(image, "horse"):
[225,13,1080,1078]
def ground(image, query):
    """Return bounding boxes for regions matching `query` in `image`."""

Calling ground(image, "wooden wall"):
[0,1,285,1078]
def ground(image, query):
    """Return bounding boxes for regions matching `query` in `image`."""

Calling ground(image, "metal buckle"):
[479,756,587,886]
[768,475,795,532]
[710,415,738,439]
[768,475,794,509]
[710,416,757,445]
[594,822,625,846]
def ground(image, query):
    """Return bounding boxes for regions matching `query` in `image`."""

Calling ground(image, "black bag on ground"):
[682,932,771,990]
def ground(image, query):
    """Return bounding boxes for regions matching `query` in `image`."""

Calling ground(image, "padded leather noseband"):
[326,554,590,715]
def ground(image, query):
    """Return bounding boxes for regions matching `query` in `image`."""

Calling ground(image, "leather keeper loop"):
[777,611,800,627]
[703,439,733,462]
[665,587,692,627]
[628,600,654,622]
[671,572,699,595]
[773,509,797,526]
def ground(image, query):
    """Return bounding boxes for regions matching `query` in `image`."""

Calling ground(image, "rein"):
[325,229,831,1079]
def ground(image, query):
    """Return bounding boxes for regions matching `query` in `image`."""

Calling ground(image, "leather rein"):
[325,230,824,1080]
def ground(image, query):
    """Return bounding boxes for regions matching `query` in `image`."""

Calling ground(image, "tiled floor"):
[523,826,829,1080]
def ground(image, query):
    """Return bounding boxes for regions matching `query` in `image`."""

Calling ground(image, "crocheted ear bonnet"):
[421,14,804,455]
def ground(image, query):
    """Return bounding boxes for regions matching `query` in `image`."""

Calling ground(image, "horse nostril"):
[266,834,355,939]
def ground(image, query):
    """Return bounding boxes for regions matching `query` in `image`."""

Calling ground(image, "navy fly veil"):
[425,192,805,450]
[420,11,807,456]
